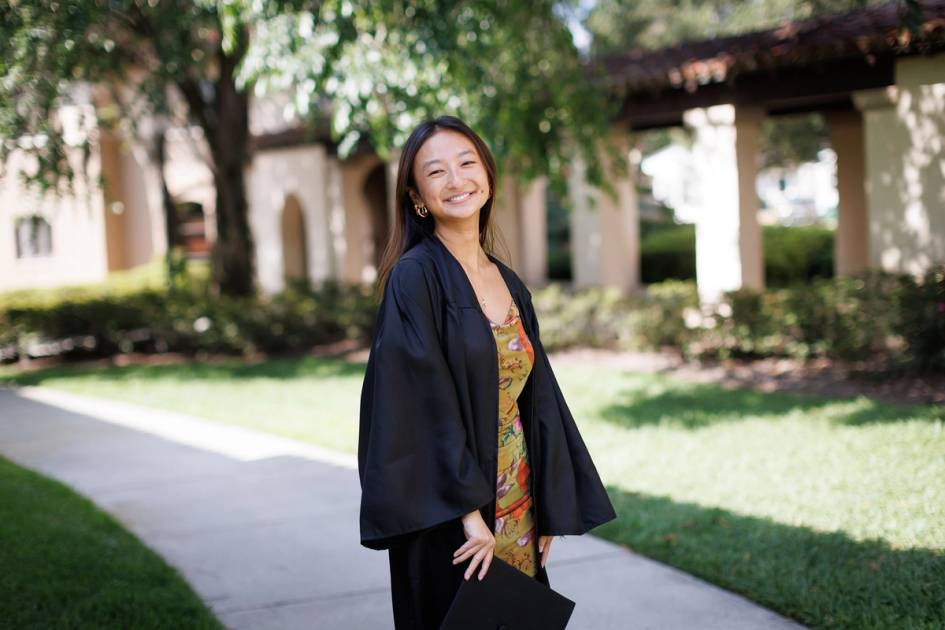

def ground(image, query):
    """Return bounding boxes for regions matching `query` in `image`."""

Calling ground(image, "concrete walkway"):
[0,386,806,630]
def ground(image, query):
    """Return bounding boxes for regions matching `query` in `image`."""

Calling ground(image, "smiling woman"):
[358,115,616,629]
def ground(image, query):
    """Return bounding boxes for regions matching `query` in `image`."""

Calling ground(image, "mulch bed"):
[546,348,945,406]
[6,342,943,406]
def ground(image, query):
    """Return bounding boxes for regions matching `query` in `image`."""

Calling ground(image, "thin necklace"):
[461,261,489,310]
[437,234,490,311]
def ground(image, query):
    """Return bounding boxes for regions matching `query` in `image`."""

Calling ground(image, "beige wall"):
[855,52,945,275]
[0,110,178,294]
[247,144,336,294]
[0,104,110,292]
[98,132,167,271]
[338,153,386,285]
[121,137,164,269]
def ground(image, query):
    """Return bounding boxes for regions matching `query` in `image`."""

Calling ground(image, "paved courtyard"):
[0,386,806,629]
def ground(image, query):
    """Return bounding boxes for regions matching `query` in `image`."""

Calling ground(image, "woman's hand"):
[453,509,496,580]
[538,535,554,568]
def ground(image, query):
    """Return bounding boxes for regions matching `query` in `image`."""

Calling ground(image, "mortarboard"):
[439,557,575,629]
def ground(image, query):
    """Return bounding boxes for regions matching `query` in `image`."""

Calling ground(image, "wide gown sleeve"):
[521,288,617,536]
[358,259,493,550]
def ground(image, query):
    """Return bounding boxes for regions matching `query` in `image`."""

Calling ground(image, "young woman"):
[358,115,616,629]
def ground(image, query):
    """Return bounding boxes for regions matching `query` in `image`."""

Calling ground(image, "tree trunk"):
[208,42,255,297]
[155,127,181,288]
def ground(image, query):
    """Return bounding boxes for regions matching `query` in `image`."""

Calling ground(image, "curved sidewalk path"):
[0,386,805,630]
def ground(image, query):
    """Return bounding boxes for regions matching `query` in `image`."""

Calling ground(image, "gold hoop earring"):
[414,204,429,218]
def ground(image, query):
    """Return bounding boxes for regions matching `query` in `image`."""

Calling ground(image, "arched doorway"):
[281,194,309,284]
[175,201,210,260]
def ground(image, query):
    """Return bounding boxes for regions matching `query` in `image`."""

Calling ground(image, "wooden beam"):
[618,55,895,130]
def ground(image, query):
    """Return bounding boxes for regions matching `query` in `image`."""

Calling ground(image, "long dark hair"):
[374,115,506,301]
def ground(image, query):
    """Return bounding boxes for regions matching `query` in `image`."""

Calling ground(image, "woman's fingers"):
[453,535,488,564]
[478,549,494,580]
[454,513,496,578]
[462,542,496,580]
[452,544,478,564]
[464,547,486,580]
[453,540,474,561]
[539,535,553,568]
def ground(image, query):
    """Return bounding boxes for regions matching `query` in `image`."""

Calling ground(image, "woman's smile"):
[445,190,475,204]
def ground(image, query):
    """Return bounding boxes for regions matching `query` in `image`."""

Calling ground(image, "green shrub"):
[627,280,700,350]
[529,266,943,372]
[639,224,696,283]
[1,281,376,362]
[4,263,942,373]
[781,272,901,360]
[638,222,835,286]
[762,225,834,286]
[693,288,787,359]
[685,270,931,363]
[530,283,636,350]
[0,256,209,311]
[895,266,945,371]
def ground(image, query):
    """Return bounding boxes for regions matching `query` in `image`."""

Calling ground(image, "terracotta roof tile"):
[589,0,945,93]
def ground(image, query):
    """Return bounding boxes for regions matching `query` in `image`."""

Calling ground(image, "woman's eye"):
[428,161,473,175]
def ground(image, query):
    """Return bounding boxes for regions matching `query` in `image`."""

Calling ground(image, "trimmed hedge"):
[639,222,835,286]
[2,266,942,373]
[1,280,375,362]
[529,267,944,371]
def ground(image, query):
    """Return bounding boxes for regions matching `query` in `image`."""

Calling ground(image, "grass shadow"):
[599,378,944,429]
[0,355,367,387]
[599,381,833,429]
[837,399,945,425]
[595,485,945,629]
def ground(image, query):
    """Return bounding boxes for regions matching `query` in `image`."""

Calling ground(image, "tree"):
[584,0,881,55]
[1,0,260,294]
[1,0,625,295]
[242,0,625,203]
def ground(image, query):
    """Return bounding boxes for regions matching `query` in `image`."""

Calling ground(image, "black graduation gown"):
[358,232,617,629]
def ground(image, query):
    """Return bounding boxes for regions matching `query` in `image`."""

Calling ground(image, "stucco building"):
[588,0,945,302]
[2,1,943,304]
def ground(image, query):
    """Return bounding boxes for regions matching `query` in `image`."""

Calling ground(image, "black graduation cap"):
[439,557,576,629]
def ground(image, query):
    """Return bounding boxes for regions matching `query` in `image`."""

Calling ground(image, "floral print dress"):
[489,298,539,578]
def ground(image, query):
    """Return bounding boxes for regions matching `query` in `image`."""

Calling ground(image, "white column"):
[735,105,764,291]
[386,149,401,234]
[519,176,548,286]
[566,125,640,293]
[324,156,346,283]
[495,174,523,269]
[491,175,547,283]
[683,104,764,304]
[826,109,869,276]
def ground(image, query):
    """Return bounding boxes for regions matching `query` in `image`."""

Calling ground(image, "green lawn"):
[0,455,222,629]
[2,356,943,629]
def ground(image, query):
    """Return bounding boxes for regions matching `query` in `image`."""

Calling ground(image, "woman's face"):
[409,129,491,225]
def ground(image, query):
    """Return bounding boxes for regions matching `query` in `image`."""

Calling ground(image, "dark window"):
[14,215,53,258]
